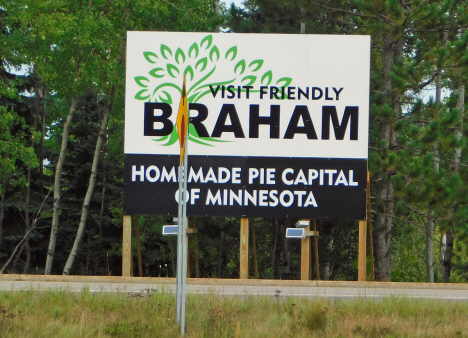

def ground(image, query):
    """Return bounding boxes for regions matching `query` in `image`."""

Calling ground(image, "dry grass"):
[0,288,467,337]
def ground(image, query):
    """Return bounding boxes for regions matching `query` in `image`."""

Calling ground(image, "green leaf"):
[158,91,172,104]
[167,64,180,78]
[234,60,246,75]
[225,46,237,61]
[153,135,169,142]
[149,68,165,78]
[135,89,150,100]
[143,52,158,63]
[201,35,213,50]
[163,128,179,146]
[249,59,263,72]
[160,44,172,59]
[152,83,182,97]
[134,76,149,88]
[184,65,194,81]
[188,135,214,147]
[195,57,208,71]
[189,42,199,58]
[210,46,220,62]
[188,93,198,103]
[187,66,216,97]
[175,48,186,64]
[241,75,256,86]
[261,70,273,85]
[188,124,199,137]
[276,77,292,87]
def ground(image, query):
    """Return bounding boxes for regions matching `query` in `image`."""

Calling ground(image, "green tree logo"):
[134,34,292,146]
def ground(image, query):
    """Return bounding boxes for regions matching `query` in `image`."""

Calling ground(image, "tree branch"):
[309,2,387,23]
[403,203,435,222]
[1,192,50,273]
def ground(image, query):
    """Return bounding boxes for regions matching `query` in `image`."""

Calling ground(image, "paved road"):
[1,274,468,301]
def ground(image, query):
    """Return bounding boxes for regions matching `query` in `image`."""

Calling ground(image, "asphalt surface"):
[0,274,467,301]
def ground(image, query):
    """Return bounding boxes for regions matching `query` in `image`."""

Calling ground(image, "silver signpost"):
[176,77,188,335]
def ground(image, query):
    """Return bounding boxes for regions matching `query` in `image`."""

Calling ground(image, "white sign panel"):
[125,32,370,159]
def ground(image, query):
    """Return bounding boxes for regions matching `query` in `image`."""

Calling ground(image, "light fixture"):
[295,220,310,228]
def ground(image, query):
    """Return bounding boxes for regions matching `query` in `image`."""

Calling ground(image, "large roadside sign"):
[124,32,370,219]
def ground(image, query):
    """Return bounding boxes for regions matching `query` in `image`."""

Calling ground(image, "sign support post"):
[358,219,367,281]
[240,218,249,279]
[300,220,311,280]
[175,77,189,335]
[358,172,369,282]
[122,215,132,277]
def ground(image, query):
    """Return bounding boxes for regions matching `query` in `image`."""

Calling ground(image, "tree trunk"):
[453,85,464,171]
[322,229,334,281]
[217,229,225,278]
[1,224,37,274]
[45,96,78,275]
[39,93,46,194]
[86,225,90,275]
[282,218,291,277]
[441,230,453,283]
[23,182,31,274]
[23,99,41,274]
[374,33,403,281]
[374,34,396,282]
[275,218,284,278]
[99,144,107,239]
[62,34,125,275]
[441,84,464,283]
[426,206,436,282]
[23,239,30,274]
[0,176,7,253]
[271,219,278,278]
[62,94,113,275]
[426,31,447,283]
[2,191,48,274]
[213,0,220,32]
[251,219,259,279]
[34,82,47,195]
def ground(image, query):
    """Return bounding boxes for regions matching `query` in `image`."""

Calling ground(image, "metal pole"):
[175,75,189,334]
[176,166,183,324]
[180,140,188,334]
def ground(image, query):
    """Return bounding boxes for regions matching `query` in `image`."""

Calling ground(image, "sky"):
[221,0,244,9]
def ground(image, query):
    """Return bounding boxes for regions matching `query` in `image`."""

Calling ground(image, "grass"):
[0,288,467,337]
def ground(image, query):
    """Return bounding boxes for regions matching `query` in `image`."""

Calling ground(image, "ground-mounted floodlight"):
[286,228,306,239]
[295,220,310,228]
[162,225,179,236]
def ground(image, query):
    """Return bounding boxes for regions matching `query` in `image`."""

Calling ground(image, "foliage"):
[0,97,38,194]
[0,290,468,336]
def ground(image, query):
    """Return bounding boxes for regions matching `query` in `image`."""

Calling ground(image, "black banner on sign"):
[123,154,367,219]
